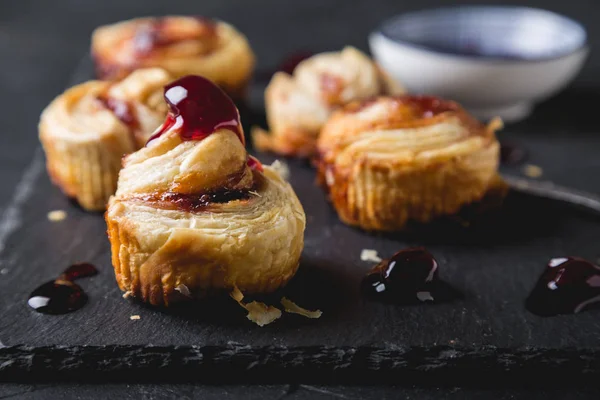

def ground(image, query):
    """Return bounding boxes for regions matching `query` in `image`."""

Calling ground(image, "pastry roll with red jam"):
[252,47,404,158]
[315,95,505,231]
[105,75,306,306]
[39,68,172,211]
[92,16,255,100]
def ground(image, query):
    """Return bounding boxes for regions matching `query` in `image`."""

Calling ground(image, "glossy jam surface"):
[526,257,600,316]
[361,248,460,304]
[98,96,139,131]
[146,75,243,145]
[132,17,217,56]
[28,263,98,315]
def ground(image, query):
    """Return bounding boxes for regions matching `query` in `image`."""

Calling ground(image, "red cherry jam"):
[361,248,461,304]
[146,75,263,172]
[526,257,600,316]
[28,263,98,315]
[147,75,243,145]
[133,17,217,57]
[98,96,139,132]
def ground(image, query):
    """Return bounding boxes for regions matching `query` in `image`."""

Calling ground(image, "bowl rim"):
[375,5,588,64]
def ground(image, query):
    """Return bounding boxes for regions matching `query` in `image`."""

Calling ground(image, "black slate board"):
[1,56,600,386]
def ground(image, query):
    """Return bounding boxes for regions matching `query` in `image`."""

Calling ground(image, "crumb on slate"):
[130,315,140,320]
[47,210,67,221]
[523,164,543,178]
[0,268,8,275]
[174,284,191,297]
[361,249,382,263]
[270,160,290,180]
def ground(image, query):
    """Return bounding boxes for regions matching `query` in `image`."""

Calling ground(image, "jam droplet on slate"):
[361,247,460,304]
[146,75,243,145]
[526,257,600,316]
[28,263,98,315]
[28,280,88,315]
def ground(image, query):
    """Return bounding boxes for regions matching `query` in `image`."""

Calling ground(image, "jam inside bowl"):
[370,6,588,122]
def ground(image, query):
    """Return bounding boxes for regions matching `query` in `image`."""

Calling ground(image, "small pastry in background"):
[315,95,504,231]
[105,75,305,306]
[39,68,171,211]
[252,46,404,158]
[92,16,255,100]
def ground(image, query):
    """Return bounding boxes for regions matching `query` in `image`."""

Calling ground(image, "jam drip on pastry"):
[148,75,243,144]
[361,248,461,304]
[526,257,600,316]
[147,75,260,171]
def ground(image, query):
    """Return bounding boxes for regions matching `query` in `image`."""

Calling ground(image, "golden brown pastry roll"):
[92,16,255,100]
[252,47,404,157]
[315,95,503,231]
[39,68,172,211]
[105,75,305,306]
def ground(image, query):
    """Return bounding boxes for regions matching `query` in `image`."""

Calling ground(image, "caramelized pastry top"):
[92,16,251,82]
[41,68,171,146]
[317,95,499,169]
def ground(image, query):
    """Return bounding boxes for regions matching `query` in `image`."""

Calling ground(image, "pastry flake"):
[280,297,322,319]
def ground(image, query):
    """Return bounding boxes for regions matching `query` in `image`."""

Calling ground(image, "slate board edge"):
[1,344,600,385]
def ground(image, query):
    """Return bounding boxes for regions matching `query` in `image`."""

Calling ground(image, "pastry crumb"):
[0,268,8,275]
[230,287,282,327]
[174,284,191,297]
[281,297,322,319]
[122,291,133,299]
[244,301,282,327]
[47,210,67,221]
[361,249,382,263]
[270,160,290,180]
[130,315,140,320]
[523,164,543,178]
[249,190,262,197]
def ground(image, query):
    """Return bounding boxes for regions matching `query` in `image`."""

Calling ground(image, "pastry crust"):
[92,16,255,100]
[315,95,503,231]
[39,68,172,211]
[106,128,306,306]
[252,47,404,158]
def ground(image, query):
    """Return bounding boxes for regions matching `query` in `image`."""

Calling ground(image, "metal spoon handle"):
[503,174,600,214]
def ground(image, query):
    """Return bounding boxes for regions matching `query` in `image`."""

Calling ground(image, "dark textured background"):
[2,0,600,398]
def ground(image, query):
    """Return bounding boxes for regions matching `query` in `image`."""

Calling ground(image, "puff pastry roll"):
[315,95,504,231]
[39,68,172,211]
[253,47,404,157]
[92,16,255,100]
[105,75,305,305]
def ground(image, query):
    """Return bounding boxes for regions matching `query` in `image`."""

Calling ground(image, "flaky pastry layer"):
[92,16,255,99]
[106,130,306,305]
[39,68,171,210]
[316,96,503,231]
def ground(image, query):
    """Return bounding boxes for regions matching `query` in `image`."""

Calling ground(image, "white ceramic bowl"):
[369,6,588,122]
